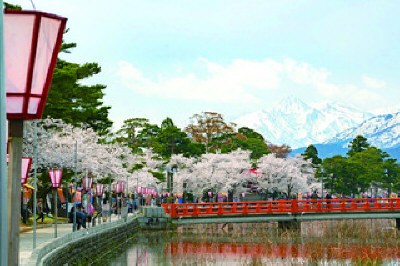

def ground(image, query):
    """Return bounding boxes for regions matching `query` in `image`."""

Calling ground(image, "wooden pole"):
[8,120,23,265]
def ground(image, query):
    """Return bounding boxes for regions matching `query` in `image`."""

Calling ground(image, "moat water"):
[93,220,399,265]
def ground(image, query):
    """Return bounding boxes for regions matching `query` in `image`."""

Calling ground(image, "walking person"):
[325,193,332,210]
[36,198,44,223]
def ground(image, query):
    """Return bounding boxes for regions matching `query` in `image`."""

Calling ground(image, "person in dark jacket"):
[69,206,87,230]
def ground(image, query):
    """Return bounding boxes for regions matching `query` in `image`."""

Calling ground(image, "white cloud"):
[362,75,386,89]
[115,58,386,110]
[283,58,329,85]
[116,58,283,104]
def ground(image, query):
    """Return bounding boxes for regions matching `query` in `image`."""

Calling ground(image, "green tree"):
[207,127,269,159]
[161,117,175,129]
[323,146,398,196]
[154,118,187,158]
[237,127,270,159]
[322,156,355,195]
[238,127,264,140]
[302,144,322,165]
[347,135,370,157]
[240,137,270,159]
[137,123,161,149]
[4,2,21,9]
[382,158,400,194]
[183,142,206,157]
[115,118,155,153]
[235,128,269,159]
[43,43,112,135]
[155,118,205,158]
[347,147,385,193]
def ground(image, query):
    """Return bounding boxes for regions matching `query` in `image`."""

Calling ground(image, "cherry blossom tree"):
[257,154,316,197]
[23,119,131,185]
[169,150,253,196]
[124,150,162,192]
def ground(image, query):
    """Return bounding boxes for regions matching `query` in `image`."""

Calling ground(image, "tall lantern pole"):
[82,173,93,221]
[32,121,38,248]
[73,140,78,231]
[108,178,112,222]
[48,169,62,238]
[2,9,66,264]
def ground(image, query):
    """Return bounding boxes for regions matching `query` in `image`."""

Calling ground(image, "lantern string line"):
[29,0,36,10]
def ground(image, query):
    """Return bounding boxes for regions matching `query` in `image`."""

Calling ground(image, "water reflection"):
[98,220,399,265]
[166,242,399,264]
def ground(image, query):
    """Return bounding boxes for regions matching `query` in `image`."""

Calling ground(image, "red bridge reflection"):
[164,241,400,261]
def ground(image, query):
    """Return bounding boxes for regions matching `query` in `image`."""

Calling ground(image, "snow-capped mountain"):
[292,112,400,160]
[372,105,400,116]
[234,96,373,148]
[325,112,400,149]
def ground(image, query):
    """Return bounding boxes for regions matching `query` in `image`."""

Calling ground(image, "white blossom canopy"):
[167,150,253,195]
[23,119,135,186]
[257,154,316,195]
[23,119,317,196]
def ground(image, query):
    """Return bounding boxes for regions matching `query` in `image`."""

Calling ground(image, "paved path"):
[20,223,72,264]
[19,214,131,265]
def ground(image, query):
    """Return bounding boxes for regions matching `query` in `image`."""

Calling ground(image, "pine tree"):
[302,144,322,165]
[347,135,370,157]
[43,43,112,135]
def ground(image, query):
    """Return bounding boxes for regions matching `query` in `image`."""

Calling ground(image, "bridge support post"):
[278,220,300,230]
[396,219,400,230]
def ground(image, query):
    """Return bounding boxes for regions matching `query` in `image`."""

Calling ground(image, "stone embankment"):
[23,207,171,265]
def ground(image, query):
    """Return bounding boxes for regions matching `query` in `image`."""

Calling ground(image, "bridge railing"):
[162,198,400,218]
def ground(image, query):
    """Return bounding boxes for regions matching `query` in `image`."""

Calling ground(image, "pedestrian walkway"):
[20,223,72,264]
[19,214,133,265]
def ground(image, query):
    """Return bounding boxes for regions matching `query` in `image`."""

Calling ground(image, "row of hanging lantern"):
[136,186,157,196]
[112,180,126,194]
[80,177,126,196]
[70,176,127,198]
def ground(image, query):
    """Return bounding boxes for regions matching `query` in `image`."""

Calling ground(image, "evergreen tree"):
[347,135,370,157]
[234,127,270,159]
[43,43,112,135]
[302,144,322,165]
[155,118,205,158]
[154,118,187,158]
[115,118,155,153]
[322,156,354,195]
[383,158,400,194]
[238,127,264,140]
[4,2,21,9]
[347,147,385,193]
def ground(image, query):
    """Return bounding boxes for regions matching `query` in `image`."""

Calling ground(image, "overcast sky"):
[10,0,400,129]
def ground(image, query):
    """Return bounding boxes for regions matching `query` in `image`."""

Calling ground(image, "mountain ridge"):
[234,97,374,148]
[292,112,400,160]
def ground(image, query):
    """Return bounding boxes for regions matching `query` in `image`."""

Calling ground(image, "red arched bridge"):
[162,198,400,225]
